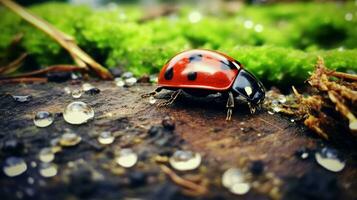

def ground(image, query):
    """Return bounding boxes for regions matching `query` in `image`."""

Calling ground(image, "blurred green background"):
[0,0,356,86]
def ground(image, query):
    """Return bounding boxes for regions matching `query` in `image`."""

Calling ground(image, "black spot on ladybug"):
[164,67,174,80]
[189,54,202,63]
[187,71,197,81]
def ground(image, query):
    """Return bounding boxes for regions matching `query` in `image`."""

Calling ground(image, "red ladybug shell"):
[158,49,242,91]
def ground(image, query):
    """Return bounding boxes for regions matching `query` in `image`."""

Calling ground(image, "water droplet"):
[38,148,54,163]
[230,183,251,195]
[125,77,137,86]
[188,11,202,23]
[64,87,71,94]
[71,89,82,99]
[222,168,250,195]
[122,72,133,79]
[169,150,201,171]
[63,101,94,125]
[115,78,125,87]
[315,147,345,172]
[149,96,157,104]
[116,148,138,168]
[39,163,57,178]
[3,157,27,177]
[82,83,94,91]
[12,95,32,103]
[33,111,54,128]
[59,132,82,147]
[97,131,115,145]
[268,111,274,115]
[222,168,244,187]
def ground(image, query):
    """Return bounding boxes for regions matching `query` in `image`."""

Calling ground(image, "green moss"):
[0,2,356,85]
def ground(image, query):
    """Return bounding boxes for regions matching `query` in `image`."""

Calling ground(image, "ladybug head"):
[232,69,265,105]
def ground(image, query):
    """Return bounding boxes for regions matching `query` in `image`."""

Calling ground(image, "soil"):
[0,81,356,200]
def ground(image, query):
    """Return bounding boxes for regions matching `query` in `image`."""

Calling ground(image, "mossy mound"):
[0,2,356,85]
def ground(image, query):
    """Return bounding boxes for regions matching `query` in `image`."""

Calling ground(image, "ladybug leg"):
[141,87,163,98]
[226,92,235,120]
[158,89,182,107]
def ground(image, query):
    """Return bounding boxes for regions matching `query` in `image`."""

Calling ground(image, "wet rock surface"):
[0,81,356,200]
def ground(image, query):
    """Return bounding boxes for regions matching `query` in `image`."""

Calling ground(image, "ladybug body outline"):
[143,49,265,120]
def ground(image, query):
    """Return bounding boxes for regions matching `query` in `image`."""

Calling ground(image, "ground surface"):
[0,81,356,200]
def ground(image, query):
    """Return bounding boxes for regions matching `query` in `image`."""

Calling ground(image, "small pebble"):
[12,95,32,103]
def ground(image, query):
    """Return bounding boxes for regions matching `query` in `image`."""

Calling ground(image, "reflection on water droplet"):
[222,168,250,195]
[3,157,27,177]
[125,77,137,86]
[116,148,138,168]
[71,89,82,99]
[115,78,125,87]
[39,163,57,178]
[63,101,94,125]
[97,131,115,145]
[169,150,201,171]
[38,148,54,163]
[59,132,82,147]
[33,111,54,128]
[268,111,274,115]
[230,182,251,195]
[149,96,157,104]
[315,147,345,172]
[64,87,71,94]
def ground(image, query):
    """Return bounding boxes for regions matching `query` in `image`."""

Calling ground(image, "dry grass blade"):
[0,53,27,75]
[160,165,207,196]
[328,91,357,133]
[0,0,113,80]
[1,65,84,79]
[0,77,47,84]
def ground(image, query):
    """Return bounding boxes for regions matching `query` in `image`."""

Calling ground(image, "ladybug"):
[142,49,265,120]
